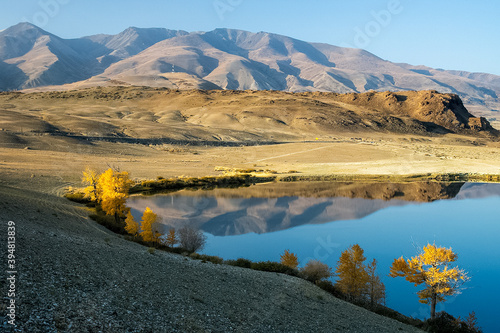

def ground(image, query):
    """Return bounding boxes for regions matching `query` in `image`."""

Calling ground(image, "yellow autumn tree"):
[124,211,139,236]
[280,249,299,269]
[165,229,178,247]
[82,167,100,201]
[140,207,162,243]
[97,168,133,224]
[366,258,386,307]
[389,243,469,320]
[335,244,369,300]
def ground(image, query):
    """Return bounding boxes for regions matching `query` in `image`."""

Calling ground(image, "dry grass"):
[0,87,499,195]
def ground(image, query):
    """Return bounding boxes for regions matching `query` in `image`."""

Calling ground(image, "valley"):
[1,20,499,333]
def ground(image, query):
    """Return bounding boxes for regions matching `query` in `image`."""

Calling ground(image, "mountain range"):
[1,22,499,125]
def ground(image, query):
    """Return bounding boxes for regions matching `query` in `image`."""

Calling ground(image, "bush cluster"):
[64,192,91,204]
[89,209,126,235]
[224,258,253,268]
[178,226,207,253]
[189,253,224,264]
[250,261,299,276]
[133,174,277,195]
[423,312,482,333]
[300,260,332,283]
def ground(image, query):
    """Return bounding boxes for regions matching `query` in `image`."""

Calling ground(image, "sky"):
[1,0,499,75]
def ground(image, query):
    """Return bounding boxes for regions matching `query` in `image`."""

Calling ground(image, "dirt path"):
[255,144,334,162]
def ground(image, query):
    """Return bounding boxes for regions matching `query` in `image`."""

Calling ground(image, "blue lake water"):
[128,182,500,332]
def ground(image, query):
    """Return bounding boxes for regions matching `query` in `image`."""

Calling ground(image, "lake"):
[127,181,500,332]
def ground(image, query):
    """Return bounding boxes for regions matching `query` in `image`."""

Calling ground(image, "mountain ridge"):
[1,23,499,126]
[1,86,496,143]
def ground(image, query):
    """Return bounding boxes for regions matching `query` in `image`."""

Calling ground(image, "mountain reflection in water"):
[127,181,475,236]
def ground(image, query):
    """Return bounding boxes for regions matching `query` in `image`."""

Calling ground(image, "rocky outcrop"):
[335,90,496,134]
[468,116,492,131]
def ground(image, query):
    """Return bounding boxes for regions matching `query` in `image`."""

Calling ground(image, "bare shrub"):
[301,259,332,283]
[178,226,207,253]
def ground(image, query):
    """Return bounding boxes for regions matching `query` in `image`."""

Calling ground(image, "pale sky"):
[1,0,499,75]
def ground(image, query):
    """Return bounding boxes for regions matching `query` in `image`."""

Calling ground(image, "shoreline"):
[126,172,500,197]
[64,171,500,200]
[61,169,498,332]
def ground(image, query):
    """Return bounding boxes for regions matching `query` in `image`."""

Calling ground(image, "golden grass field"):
[0,87,499,192]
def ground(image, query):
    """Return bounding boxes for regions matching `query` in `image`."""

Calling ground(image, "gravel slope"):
[0,179,423,332]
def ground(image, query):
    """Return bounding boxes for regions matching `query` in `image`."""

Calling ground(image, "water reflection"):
[127,182,500,332]
[127,181,470,236]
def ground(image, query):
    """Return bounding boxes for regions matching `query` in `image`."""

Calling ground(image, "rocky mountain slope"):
[1,23,499,126]
[0,87,496,147]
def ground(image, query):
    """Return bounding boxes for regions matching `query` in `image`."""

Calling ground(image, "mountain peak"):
[11,22,39,29]
[0,22,58,61]
[1,22,49,36]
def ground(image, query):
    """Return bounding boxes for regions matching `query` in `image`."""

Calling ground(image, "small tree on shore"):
[165,229,178,247]
[280,249,299,269]
[366,259,386,307]
[140,207,162,243]
[389,243,469,320]
[335,244,369,300]
[82,167,100,201]
[463,312,482,333]
[178,226,206,253]
[124,211,139,236]
[97,168,133,224]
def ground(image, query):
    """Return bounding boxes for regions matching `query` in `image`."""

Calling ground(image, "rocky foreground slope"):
[0,176,423,332]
